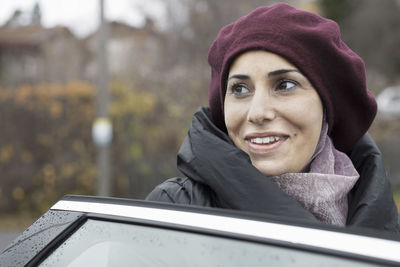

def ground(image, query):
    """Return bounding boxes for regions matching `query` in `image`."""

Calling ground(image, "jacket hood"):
[347,134,399,231]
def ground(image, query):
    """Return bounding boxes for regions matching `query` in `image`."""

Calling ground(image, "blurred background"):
[0,0,399,246]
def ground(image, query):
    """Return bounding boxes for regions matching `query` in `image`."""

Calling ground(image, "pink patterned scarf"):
[270,122,359,226]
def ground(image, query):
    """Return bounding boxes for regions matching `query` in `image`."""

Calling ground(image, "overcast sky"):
[0,0,165,37]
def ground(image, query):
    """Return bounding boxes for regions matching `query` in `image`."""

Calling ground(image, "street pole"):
[94,0,111,196]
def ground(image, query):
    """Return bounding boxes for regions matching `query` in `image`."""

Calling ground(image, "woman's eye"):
[276,80,297,91]
[231,84,250,97]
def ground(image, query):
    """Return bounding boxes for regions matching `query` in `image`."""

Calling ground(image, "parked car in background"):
[376,86,400,119]
[1,195,400,266]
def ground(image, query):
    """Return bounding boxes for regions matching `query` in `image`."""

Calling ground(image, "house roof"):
[0,25,73,48]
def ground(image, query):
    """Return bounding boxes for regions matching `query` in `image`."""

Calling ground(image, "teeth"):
[251,136,281,144]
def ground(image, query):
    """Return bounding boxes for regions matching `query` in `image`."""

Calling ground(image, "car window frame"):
[22,197,400,267]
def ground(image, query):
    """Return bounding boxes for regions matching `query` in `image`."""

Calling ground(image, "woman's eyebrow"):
[228,69,300,81]
[267,69,299,77]
[228,74,250,81]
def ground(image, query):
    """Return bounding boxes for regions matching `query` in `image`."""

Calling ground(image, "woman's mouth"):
[245,134,288,153]
[250,136,283,144]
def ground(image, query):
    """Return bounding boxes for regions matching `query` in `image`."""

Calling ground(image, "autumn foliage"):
[0,81,185,216]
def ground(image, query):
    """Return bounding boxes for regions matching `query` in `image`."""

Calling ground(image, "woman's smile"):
[224,50,323,176]
[245,132,289,153]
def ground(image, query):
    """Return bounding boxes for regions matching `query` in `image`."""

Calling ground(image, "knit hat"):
[207,3,377,152]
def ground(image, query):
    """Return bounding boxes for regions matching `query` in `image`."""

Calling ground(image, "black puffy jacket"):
[146,107,400,232]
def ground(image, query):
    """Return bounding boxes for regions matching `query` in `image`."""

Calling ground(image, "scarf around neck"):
[270,121,359,226]
[177,107,358,225]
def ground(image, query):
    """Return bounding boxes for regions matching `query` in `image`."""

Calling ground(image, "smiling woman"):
[146,3,400,232]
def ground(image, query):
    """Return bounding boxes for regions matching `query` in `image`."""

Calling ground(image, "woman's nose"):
[247,92,276,124]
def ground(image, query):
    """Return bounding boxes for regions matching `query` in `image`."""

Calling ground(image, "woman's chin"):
[252,161,286,177]
[251,159,303,177]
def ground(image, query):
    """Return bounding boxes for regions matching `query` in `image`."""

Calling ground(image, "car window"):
[39,219,378,267]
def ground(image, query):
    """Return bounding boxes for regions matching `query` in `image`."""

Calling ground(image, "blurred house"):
[0,17,166,88]
[84,19,165,83]
[0,25,88,88]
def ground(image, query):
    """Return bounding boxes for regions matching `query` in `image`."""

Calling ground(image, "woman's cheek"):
[225,102,245,133]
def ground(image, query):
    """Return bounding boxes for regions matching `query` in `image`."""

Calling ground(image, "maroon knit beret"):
[207,3,377,152]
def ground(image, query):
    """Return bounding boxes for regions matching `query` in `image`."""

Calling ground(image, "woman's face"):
[224,50,323,176]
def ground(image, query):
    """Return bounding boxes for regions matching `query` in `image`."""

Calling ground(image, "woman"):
[146,3,399,232]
